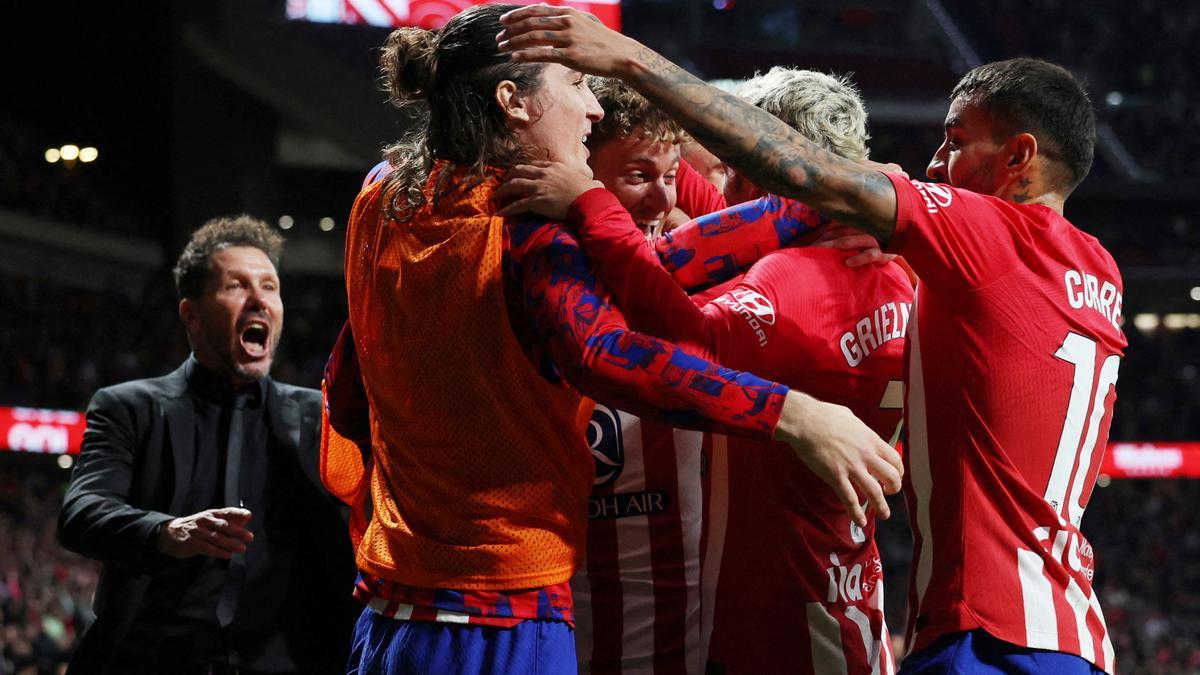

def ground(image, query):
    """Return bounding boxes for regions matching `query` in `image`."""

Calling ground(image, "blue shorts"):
[899,630,1107,674]
[348,607,577,674]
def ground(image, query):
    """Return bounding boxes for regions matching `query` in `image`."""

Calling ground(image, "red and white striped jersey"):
[573,407,706,674]
[702,434,898,675]
[885,174,1126,672]
[696,251,910,675]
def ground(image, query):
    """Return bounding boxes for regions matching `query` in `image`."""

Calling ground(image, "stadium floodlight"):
[319,217,335,231]
[60,145,80,161]
[79,147,99,163]
[45,148,61,163]
[279,215,295,230]
[1190,286,1200,302]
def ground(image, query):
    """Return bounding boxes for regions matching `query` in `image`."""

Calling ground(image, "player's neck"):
[996,174,1065,215]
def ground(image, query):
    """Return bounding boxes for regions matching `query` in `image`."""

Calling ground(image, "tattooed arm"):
[497,5,898,242]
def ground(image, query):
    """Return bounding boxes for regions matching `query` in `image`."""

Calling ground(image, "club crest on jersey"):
[715,288,775,346]
[588,405,624,486]
[911,179,953,213]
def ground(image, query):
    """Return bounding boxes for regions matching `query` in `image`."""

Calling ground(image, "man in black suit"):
[59,215,358,674]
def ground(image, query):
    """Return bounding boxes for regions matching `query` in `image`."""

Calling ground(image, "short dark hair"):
[173,215,284,300]
[951,57,1096,191]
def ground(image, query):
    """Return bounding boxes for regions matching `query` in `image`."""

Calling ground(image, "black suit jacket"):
[58,361,359,674]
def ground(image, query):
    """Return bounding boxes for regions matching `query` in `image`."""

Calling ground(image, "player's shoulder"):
[1055,216,1123,281]
[92,364,188,406]
[760,247,912,288]
[347,176,391,234]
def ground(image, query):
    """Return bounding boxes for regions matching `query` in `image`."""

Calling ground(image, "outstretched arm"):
[653,193,827,291]
[500,161,827,293]
[497,5,898,242]
[509,214,902,525]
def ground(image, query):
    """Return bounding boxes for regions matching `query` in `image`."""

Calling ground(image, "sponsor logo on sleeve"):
[911,180,953,213]
[714,288,775,346]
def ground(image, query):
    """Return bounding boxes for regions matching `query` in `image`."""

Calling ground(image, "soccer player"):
[503,69,912,674]
[334,6,902,672]
[566,77,708,674]
[498,10,1125,674]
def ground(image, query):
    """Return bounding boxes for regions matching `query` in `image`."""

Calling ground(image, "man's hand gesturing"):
[157,507,254,559]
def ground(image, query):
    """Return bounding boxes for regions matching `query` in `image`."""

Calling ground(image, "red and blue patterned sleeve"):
[505,214,787,440]
[566,189,710,352]
[655,193,829,292]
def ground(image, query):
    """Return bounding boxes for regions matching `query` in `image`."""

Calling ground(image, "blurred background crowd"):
[1,0,1196,673]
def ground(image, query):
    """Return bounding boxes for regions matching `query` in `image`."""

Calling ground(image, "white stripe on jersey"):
[674,428,705,675]
[1065,578,1094,662]
[904,291,935,643]
[1088,586,1115,670]
[366,597,414,621]
[700,434,729,661]
[1016,548,1059,650]
[433,609,471,624]
[881,627,896,675]
[577,411,707,674]
[806,603,850,675]
[615,425,656,662]
[845,605,882,675]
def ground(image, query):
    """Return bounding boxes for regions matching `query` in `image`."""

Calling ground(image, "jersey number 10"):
[1044,332,1121,529]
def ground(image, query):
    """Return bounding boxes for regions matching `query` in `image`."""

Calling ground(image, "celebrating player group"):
[324,3,1124,673]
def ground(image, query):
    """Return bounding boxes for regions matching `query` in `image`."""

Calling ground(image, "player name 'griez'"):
[840,300,911,367]
[1064,268,1122,333]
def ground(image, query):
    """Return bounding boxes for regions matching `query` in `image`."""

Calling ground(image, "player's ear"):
[496,80,532,125]
[1007,132,1038,175]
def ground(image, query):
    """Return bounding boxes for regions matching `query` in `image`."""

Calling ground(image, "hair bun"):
[381,27,438,104]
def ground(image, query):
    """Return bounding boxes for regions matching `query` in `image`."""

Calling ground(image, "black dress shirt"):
[114,359,269,670]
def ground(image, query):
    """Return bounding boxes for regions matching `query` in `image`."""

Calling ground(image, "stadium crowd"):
[0,455,97,675]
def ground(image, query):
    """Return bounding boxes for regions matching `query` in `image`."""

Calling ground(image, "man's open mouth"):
[239,322,270,358]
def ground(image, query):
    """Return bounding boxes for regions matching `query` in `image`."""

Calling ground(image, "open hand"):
[495,161,604,220]
[497,4,640,78]
[773,391,903,527]
[157,507,253,559]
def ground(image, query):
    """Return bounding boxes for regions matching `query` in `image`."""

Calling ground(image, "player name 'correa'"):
[1064,268,1122,333]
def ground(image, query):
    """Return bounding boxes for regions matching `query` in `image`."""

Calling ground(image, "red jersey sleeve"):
[567,188,710,355]
[656,194,828,292]
[675,158,728,218]
[506,214,788,440]
[885,172,1048,291]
